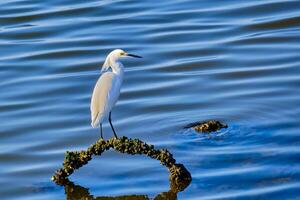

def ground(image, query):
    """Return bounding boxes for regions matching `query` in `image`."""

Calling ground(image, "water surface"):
[1,0,300,199]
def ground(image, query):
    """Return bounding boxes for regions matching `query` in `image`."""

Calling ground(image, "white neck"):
[111,60,124,76]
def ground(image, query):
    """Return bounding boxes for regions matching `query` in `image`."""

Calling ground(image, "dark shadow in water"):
[64,175,190,200]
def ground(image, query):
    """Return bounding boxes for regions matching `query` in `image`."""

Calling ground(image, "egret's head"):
[109,49,142,60]
[102,49,142,72]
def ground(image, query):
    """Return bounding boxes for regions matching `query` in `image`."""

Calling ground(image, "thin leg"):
[109,112,118,138]
[99,123,103,139]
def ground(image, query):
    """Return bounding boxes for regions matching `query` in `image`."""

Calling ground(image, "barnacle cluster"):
[185,120,228,133]
[52,136,192,189]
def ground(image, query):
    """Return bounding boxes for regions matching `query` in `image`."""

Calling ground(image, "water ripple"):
[0,0,300,199]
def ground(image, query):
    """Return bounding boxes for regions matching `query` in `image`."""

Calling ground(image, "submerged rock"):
[185,120,228,133]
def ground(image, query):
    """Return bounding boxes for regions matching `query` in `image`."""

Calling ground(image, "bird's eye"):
[120,52,124,56]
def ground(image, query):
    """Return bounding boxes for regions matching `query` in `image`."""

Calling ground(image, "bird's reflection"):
[64,176,190,200]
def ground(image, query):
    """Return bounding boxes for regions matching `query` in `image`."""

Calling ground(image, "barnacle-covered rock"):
[52,136,192,188]
[185,120,228,133]
[169,164,192,192]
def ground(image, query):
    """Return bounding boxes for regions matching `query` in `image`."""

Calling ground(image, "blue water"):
[1,0,300,199]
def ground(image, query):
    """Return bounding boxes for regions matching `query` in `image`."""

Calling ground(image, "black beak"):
[126,53,142,58]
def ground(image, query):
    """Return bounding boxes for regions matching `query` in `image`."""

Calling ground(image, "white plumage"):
[91,71,122,128]
[90,49,141,138]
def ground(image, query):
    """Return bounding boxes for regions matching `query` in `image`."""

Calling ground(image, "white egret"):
[90,49,142,139]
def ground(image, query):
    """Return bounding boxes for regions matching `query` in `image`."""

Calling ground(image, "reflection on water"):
[64,161,191,200]
[65,181,150,200]
[64,175,190,200]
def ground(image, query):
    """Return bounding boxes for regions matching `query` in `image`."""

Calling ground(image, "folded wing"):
[90,72,117,128]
